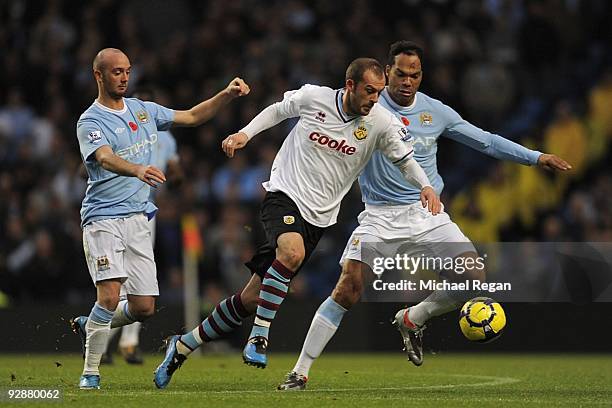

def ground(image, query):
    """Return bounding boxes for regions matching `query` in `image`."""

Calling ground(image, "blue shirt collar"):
[381,88,418,114]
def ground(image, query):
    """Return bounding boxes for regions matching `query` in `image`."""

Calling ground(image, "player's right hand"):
[137,165,166,187]
[420,186,441,215]
[222,132,249,158]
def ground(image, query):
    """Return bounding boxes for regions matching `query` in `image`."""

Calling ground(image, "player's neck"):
[341,91,358,117]
[97,94,125,111]
[388,91,415,109]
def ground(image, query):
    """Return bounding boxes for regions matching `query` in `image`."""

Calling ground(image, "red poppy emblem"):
[401,117,410,126]
[129,122,138,131]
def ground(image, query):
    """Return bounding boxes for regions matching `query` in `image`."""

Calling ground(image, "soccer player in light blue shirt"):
[100,87,182,366]
[71,48,250,390]
[281,42,571,390]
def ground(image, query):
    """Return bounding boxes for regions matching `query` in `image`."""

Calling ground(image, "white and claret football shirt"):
[76,98,175,227]
[359,89,542,205]
[240,84,424,228]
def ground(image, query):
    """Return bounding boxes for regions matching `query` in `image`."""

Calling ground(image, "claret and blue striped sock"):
[176,293,250,356]
[248,259,294,341]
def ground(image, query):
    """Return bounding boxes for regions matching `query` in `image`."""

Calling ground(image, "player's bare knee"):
[96,279,122,310]
[276,246,305,271]
[276,232,305,271]
[97,294,120,311]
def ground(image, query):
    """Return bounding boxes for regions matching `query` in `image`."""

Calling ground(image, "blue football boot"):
[242,336,268,368]
[79,374,100,390]
[154,335,187,389]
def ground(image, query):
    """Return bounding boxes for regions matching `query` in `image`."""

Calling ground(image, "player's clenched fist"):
[137,164,166,187]
[225,77,250,98]
[222,132,249,158]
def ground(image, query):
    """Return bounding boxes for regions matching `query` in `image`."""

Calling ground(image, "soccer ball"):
[459,297,506,343]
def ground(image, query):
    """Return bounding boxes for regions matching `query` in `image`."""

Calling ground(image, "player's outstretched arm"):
[173,77,250,127]
[537,153,572,171]
[95,145,166,187]
[221,132,248,158]
[220,89,304,158]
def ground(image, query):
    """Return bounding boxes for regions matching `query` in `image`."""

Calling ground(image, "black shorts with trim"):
[245,191,326,279]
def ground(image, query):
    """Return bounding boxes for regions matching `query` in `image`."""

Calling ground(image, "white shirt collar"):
[94,98,127,115]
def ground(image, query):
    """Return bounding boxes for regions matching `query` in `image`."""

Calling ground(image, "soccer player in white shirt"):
[154,58,440,389]
[278,41,571,390]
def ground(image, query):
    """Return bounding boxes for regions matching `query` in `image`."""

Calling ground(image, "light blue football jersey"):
[359,89,542,205]
[149,129,178,202]
[76,98,174,226]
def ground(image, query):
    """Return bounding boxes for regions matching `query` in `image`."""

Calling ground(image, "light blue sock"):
[292,297,347,377]
[317,297,347,326]
[89,302,114,324]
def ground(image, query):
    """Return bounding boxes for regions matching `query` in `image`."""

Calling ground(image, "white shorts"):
[340,202,476,271]
[83,213,159,296]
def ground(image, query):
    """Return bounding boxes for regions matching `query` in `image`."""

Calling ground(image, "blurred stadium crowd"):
[0,0,610,306]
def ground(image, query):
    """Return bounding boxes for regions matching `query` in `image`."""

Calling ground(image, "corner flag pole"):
[181,214,203,356]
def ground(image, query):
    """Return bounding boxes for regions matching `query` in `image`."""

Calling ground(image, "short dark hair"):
[345,58,384,84]
[387,41,424,67]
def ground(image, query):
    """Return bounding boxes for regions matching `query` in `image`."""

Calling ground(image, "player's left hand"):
[225,77,250,98]
[420,185,441,215]
[537,154,572,171]
[222,132,249,158]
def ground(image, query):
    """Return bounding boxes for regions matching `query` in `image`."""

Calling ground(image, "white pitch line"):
[67,374,518,396]
[206,374,520,394]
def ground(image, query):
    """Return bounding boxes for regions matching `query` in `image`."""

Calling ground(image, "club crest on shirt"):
[96,255,110,271]
[353,121,368,141]
[136,110,149,124]
[351,237,360,246]
[88,130,102,144]
[283,215,295,225]
[419,112,433,126]
[315,111,326,123]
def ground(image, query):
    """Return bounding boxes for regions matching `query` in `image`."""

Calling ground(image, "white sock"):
[293,315,338,377]
[110,300,136,328]
[83,303,114,376]
[119,322,141,348]
[408,289,461,327]
[292,297,347,378]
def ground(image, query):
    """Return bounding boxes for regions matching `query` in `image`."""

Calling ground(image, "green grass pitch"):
[1,353,611,407]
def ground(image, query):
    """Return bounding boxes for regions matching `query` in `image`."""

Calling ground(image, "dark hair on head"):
[345,58,384,84]
[387,41,424,67]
